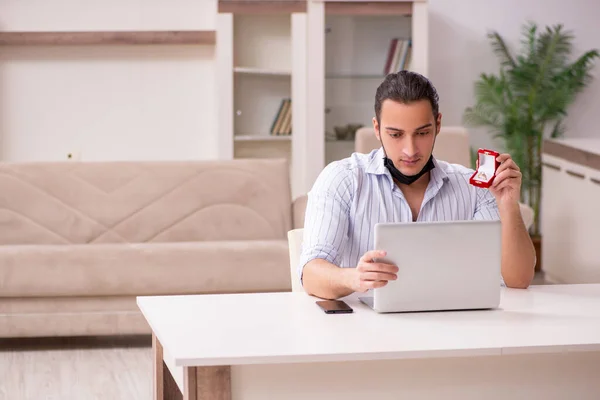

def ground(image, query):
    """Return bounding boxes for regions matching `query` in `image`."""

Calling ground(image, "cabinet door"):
[541,154,600,283]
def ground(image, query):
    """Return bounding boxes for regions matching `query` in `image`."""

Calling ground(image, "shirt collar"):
[365,147,388,176]
[430,157,449,185]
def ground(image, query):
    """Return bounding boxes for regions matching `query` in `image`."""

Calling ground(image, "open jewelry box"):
[469,148,500,188]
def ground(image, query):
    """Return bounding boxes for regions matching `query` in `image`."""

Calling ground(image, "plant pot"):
[531,234,542,272]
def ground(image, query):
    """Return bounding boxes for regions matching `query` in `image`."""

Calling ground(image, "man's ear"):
[372,117,381,141]
[435,112,442,135]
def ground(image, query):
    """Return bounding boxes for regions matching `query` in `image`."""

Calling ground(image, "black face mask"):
[383,154,435,185]
[378,124,438,185]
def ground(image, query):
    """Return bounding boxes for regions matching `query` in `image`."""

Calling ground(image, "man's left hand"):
[490,153,522,207]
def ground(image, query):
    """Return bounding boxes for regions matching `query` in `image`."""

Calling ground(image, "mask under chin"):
[384,155,435,185]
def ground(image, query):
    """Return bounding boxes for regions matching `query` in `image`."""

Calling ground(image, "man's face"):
[373,99,441,176]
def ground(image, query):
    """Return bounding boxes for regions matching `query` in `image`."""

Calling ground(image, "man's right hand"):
[346,250,398,293]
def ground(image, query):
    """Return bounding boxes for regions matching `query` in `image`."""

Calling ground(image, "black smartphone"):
[316,300,353,314]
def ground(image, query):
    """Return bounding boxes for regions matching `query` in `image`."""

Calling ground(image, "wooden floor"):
[0,273,551,400]
[0,336,153,400]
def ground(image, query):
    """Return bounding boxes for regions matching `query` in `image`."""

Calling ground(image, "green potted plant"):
[464,22,599,269]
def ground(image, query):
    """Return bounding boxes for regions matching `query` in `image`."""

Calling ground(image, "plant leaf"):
[462,21,599,235]
[488,31,517,69]
[550,119,566,138]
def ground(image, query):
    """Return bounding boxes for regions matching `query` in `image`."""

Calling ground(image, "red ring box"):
[469,148,500,188]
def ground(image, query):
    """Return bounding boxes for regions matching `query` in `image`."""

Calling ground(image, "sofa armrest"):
[519,202,534,232]
[292,195,308,229]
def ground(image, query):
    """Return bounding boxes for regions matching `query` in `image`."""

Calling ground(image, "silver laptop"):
[359,220,502,313]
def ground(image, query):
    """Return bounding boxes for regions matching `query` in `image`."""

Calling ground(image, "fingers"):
[357,261,398,274]
[360,250,386,263]
[356,250,399,292]
[496,153,511,162]
[492,168,521,187]
[493,177,519,192]
[495,154,520,174]
[359,250,398,272]
[360,271,398,282]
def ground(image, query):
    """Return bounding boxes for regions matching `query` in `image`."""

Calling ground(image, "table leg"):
[153,332,183,400]
[183,366,231,400]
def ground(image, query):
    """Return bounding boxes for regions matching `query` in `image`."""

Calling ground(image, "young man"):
[299,71,535,300]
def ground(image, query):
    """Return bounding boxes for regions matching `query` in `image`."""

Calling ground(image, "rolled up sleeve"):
[297,162,353,281]
[473,188,500,221]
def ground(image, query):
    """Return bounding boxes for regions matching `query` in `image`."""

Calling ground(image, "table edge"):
[171,343,600,367]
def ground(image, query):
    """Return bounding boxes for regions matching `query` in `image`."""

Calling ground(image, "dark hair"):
[374,71,440,124]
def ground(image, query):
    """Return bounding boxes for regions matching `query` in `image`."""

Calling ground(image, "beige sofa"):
[0,159,306,338]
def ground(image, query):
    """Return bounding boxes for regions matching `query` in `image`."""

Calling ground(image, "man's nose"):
[402,138,417,158]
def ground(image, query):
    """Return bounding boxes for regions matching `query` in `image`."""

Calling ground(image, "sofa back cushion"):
[0,159,292,244]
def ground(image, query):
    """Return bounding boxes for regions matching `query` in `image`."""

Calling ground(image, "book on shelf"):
[383,38,412,75]
[270,98,292,136]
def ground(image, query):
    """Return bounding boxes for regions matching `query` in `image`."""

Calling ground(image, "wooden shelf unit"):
[234,135,292,141]
[219,0,306,14]
[234,66,292,76]
[0,31,216,46]
[217,3,308,199]
[324,2,413,15]
[321,1,425,165]
[217,1,428,197]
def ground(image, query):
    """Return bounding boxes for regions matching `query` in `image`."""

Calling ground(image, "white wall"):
[0,0,218,161]
[3,0,598,162]
[428,0,600,151]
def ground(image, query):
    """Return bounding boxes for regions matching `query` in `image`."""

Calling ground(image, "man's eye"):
[418,131,430,136]
[390,133,401,138]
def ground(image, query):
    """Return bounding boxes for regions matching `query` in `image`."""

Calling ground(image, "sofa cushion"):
[0,159,292,245]
[0,241,291,297]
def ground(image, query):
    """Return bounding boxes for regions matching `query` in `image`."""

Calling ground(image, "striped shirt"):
[298,147,500,279]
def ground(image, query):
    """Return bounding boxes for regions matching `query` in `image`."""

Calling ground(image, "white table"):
[138,284,600,400]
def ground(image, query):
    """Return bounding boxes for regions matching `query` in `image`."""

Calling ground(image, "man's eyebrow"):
[415,123,433,130]
[384,127,404,132]
[384,123,433,132]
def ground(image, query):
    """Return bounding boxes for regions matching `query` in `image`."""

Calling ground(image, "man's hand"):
[490,153,522,207]
[346,250,398,293]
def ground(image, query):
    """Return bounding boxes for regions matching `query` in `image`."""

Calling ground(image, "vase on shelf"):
[331,123,364,141]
